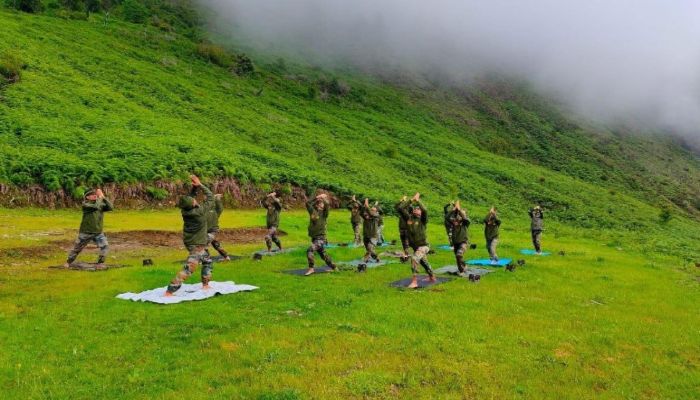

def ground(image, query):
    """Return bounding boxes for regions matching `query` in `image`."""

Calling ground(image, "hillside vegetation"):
[0,8,698,259]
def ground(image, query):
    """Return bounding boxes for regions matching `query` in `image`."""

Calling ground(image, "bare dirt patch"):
[0,228,284,259]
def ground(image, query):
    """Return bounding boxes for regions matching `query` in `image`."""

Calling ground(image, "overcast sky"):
[198,0,700,144]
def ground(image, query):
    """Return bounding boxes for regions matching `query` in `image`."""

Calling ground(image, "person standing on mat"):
[206,192,230,261]
[359,198,381,268]
[261,191,283,252]
[483,206,501,265]
[443,201,455,247]
[374,201,385,245]
[394,195,411,259]
[399,192,436,288]
[305,193,337,276]
[165,175,215,296]
[346,195,363,246]
[449,200,471,276]
[64,188,114,270]
[528,205,544,255]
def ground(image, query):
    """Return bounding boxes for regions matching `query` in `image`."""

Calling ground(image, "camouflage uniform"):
[206,195,229,258]
[394,199,410,253]
[360,204,381,263]
[167,185,215,294]
[306,198,335,269]
[376,204,385,244]
[66,197,114,265]
[528,207,544,252]
[398,200,434,277]
[483,212,501,261]
[347,199,362,245]
[449,208,471,273]
[443,202,455,245]
[261,196,283,251]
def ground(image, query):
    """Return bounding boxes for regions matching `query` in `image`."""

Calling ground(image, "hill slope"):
[0,10,698,257]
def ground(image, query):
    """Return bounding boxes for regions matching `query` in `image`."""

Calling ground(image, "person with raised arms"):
[394,195,411,259]
[346,195,363,246]
[399,192,436,288]
[359,198,381,268]
[64,188,113,270]
[261,191,283,252]
[448,200,471,276]
[304,193,337,276]
[483,206,502,265]
[528,205,544,254]
[165,175,215,296]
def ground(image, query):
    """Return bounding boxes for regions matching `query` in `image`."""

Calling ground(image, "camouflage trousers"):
[362,237,379,263]
[445,224,453,245]
[377,224,385,244]
[410,245,434,276]
[207,229,228,258]
[265,226,282,251]
[352,223,361,245]
[399,229,410,253]
[453,241,468,272]
[66,232,109,264]
[531,230,542,252]
[487,238,499,261]
[167,245,213,293]
[307,237,334,268]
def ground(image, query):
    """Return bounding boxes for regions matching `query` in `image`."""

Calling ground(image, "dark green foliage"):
[318,77,351,98]
[232,53,255,76]
[4,0,42,13]
[659,206,672,224]
[120,0,148,23]
[146,186,168,200]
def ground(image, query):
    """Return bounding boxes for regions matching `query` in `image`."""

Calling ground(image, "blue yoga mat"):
[520,249,551,256]
[466,258,512,267]
[437,244,453,251]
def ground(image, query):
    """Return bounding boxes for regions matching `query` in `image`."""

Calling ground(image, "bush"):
[4,0,43,13]
[146,186,168,201]
[0,52,24,85]
[318,77,351,98]
[659,206,672,224]
[121,0,148,23]
[232,53,254,76]
[196,43,232,68]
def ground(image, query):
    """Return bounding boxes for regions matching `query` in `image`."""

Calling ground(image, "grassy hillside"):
[0,9,698,258]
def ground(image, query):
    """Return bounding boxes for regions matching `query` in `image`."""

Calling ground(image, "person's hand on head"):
[351,195,356,201]
[455,200,461,210]
[401,195,407,202]
[364,198,369,207]
[412,192,420,201]
[96,189,104,199]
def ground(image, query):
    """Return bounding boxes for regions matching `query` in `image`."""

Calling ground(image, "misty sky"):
[198,0,700,143]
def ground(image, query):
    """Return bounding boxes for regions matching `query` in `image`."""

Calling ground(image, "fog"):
[197,0,700,145]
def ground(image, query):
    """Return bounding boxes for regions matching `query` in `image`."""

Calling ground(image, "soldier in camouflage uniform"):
[261,192,283,252]
[304,193,337,276]
[206,192,230,261]
[394,196,411,257]
[374,201,385,244]
[346,195,362,246]
[448,201,471,276]
[165,175,215,296]
[359,198,381,267]
[64,188,114,269]
[528,205,544,254]
[398,192,436,288]
[443,202,455,247]
[483,207,502,264]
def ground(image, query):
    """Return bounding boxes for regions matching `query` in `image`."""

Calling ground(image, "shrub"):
[318,77,350,98]
[0,52,24,85]
[196,43,232,68]
[146,186,168,201]
[659,206,672,224]
[4,0,43,13]
[232,53,254,76]
[121,0,148,24]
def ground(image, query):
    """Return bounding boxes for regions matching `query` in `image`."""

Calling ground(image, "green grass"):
[0,208,698,399]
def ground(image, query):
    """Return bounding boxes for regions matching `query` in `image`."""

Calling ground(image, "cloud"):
[198,0,700,144]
